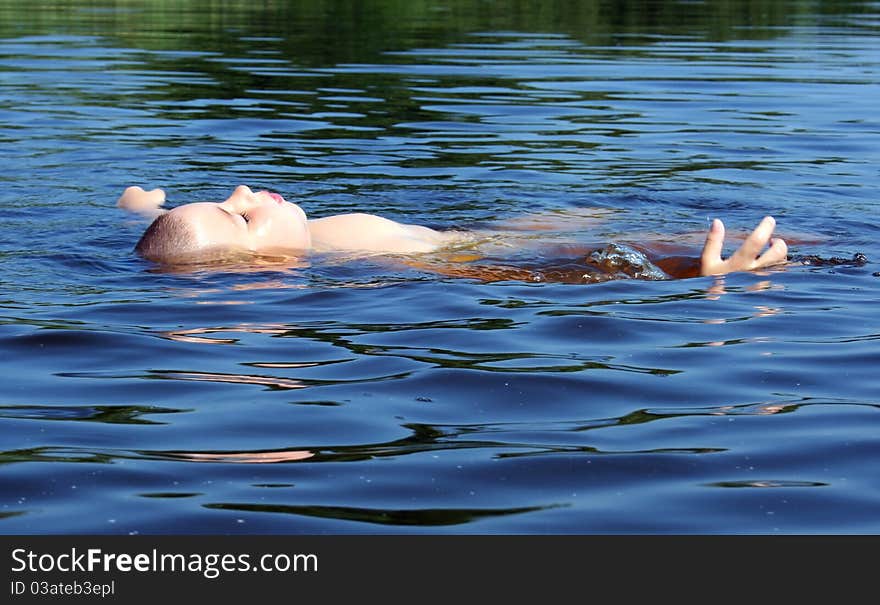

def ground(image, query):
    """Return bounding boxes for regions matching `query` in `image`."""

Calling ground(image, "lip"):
[258,191,285,204]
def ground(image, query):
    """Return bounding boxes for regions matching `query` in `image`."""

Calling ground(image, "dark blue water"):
[1,1,879,533]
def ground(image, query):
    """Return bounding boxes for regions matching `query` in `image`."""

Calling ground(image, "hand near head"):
[700,216,788,276]
[117,186,167,218]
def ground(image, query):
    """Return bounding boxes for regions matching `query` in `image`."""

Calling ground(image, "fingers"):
[730,216,775,266]
[754,237,788,269]
[700,218,725,274]
[699,216,787,277]
[117,186,145,207]
[117,186,166,210]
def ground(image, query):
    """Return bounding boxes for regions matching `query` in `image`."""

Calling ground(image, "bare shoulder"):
[308,213,459,254]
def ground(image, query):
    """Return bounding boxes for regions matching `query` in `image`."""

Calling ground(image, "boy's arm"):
[307,213,461,254]
[398,215,788,282]
[117,186,167,219]
[479,211,788,278]
[309,212,787,279]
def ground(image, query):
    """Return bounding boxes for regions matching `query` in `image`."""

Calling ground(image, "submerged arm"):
[485,211,788,279]
[398,215,789,283]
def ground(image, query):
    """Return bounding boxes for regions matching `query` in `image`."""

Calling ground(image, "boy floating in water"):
[119,185,788,281]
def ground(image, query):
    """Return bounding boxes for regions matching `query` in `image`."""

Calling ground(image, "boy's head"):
[135,185,311,263]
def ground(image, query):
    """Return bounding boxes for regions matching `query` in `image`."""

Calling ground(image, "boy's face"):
[168,185,311,255]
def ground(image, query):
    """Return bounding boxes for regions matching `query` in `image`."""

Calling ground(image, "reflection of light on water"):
[230,280,291,291]
[702,277,785,330]
[707,480,828,488]
[249,361,325,368]
[707,402,794,416]
[161,450,314,463]
[753,305,780,317]
[157,371,307,390]
[746,280,774,292]
[158,323,291,344]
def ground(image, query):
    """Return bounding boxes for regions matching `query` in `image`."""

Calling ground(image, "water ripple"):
[2,2,880,533]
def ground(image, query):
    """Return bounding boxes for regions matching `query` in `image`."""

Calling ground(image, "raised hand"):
[700,216,788,276]
[117,186,167,218]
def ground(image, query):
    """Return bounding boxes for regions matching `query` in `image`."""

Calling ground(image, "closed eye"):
[218,206,249,227]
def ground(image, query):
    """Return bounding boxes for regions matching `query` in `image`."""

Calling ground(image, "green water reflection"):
[2,0,874,62]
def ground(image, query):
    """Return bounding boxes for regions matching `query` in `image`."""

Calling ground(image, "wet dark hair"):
[134,212,200,263]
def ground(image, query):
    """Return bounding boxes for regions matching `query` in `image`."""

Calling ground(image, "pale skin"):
[118,185,788,278]
[701,216,787,276]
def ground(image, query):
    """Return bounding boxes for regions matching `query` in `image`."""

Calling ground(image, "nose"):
[219,185,260,214]
[232,185,254,198]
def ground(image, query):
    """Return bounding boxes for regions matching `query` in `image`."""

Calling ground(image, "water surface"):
[1,0,879,533]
